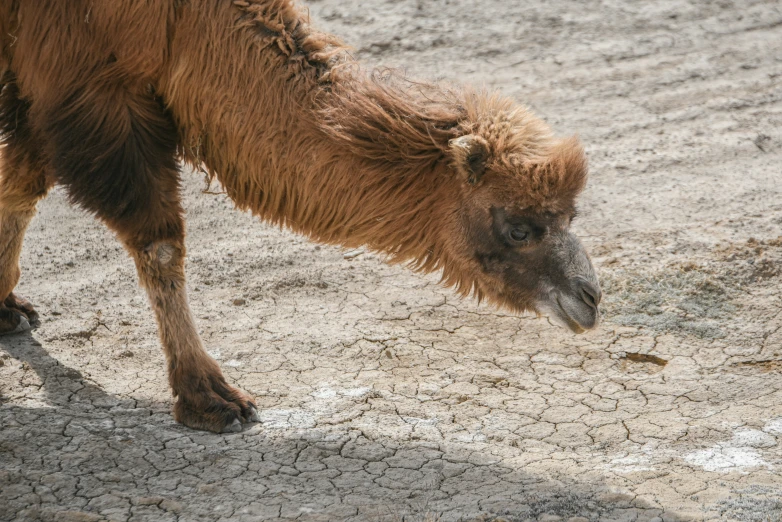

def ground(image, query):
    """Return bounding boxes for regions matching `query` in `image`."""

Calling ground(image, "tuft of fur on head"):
[454,93,588,212]
[520,136,588,212]
[458,91,557,160]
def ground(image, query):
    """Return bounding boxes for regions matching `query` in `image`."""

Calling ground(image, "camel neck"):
[161,0,462,268]
[224,106,457,264]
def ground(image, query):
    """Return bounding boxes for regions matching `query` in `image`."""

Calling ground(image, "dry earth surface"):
[2,0,782,521]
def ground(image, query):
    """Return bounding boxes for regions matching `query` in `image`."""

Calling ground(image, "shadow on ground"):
[0,331,686,522]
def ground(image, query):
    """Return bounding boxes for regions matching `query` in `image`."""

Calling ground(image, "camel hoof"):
[173,372,258,433]
[0,309,31,335]
[0,293,39,333]
[222,418,243,433]
[14,315,31,333]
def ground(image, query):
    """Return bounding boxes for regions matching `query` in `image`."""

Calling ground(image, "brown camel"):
[0,0,601,432]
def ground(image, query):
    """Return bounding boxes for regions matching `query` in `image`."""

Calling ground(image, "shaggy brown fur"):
[0,0,599,432]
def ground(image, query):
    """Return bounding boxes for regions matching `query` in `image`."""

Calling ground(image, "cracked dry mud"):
[2,0,782,521]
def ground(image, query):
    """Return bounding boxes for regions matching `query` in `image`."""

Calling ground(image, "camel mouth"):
[556,296,599,333]
[536,294,599,334]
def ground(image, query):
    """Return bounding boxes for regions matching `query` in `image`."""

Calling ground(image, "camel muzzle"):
[539,232,602,333]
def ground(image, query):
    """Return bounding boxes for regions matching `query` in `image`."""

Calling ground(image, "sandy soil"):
[2,0,782,520]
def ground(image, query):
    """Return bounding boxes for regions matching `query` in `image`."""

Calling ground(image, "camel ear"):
[449,135,489,185]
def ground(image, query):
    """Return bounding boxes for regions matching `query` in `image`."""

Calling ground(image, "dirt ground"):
[2,0,782,521]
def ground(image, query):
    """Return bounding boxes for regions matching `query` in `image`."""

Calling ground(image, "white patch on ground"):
[606,455,655,473]
[402,416,439,426]
[684,428,776,473]
[455,432,487,443]
[224,359,243,367]
[259,409,316,429]
[341,387,371,397]
[290,386,377,420]
[311,388,338,399]
[685,447,768,473]
[310,386,371,399]
[763,418,782,436]
[732,428,777,448]
[207,349,222,360]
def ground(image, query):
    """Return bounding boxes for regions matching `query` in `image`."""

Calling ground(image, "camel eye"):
[509,228,529,243]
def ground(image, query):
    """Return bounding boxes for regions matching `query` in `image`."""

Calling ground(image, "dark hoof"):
[0,294,38,335]
[172,364,259,433]
[222,419,243,434]
[0,309,31,334]
[221,407,260,434]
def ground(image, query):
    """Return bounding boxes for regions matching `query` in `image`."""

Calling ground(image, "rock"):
[55,512,105,522]
[160,499,183,513]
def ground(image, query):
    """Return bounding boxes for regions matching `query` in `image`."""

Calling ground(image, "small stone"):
[233,298,246,306]
[55,512,104,522]
[135,496,165,506]
[160,499,183,513]
[197,483,219,494]
[118,350,134,358]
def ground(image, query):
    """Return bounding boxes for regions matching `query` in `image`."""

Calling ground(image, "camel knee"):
[145,241,181,267]
[130,240,186,288]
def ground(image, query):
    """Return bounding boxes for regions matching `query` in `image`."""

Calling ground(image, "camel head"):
[442,106,600,333]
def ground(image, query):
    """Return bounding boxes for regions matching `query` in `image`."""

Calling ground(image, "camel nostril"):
[579,281,602,309]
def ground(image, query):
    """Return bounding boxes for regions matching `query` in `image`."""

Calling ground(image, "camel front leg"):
[32,77,259,432]
[130,239,260,432]
[0,207,39,333]
[0,79,51,334]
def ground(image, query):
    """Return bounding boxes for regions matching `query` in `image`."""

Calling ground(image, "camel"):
[0,0,601,432]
